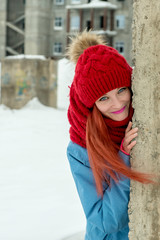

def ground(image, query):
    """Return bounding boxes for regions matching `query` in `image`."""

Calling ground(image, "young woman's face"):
[95,87,131,121]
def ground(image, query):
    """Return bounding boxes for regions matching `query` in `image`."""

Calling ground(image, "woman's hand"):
[123,121,138,154]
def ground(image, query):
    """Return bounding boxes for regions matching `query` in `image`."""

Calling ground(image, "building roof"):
[66,0,117,10]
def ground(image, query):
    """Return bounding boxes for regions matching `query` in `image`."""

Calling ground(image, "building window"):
[71,16,80,30]
[72,0,81,3]
[54,17,63,29]
[86,20,91,31]
[116,15,125,29]
[22,19,25,30]
[100,16,104,28]
[115,42,124,54]
[54,42,62,54]
[55,0,64,5]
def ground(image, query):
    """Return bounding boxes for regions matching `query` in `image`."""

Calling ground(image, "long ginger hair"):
[86,105,153,196]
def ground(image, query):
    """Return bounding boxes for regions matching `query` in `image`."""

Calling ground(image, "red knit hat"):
[73,44,132,108]
[67,32,133,147]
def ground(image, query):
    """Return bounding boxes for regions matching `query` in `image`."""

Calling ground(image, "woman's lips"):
[111,106,126,114]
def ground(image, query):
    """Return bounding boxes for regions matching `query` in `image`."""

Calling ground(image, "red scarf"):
[104,104,134,145]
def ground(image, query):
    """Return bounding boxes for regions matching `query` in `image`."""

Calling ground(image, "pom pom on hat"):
[66,30,107,64]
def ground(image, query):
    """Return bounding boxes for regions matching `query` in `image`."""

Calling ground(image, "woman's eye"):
[99,96,108,101]
[118,87,127,93]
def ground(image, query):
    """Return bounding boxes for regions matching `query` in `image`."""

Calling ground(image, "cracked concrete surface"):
[128,0,160,239]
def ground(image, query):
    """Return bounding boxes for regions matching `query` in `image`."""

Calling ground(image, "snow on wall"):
[5,55,46,60]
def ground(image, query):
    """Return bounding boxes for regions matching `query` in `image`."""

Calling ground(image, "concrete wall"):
[129,0,160,239]
[25,0,52,56]
[7,0,24,21]
[0,0,7,59]
[1,58,57,109]
[113,0,133,65]
[52,3,66,58]
[6,0,25,53]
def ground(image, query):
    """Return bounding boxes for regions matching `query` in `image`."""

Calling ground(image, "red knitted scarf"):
[104,104,134,145]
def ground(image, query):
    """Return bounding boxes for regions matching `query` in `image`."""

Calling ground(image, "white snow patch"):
[5,55,46,60]
[0,97,85,240]
[0,104,10,110]
[67,0,117,9]
[23,97,52,110]
[93,29,117,36]
[57,58,75,110]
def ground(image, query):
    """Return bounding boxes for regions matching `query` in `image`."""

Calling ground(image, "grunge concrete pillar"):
[25,0,52,56]
[0,0,7,59]
[128,1,160,239]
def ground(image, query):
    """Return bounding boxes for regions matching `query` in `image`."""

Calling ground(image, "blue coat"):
[67,141,130,240]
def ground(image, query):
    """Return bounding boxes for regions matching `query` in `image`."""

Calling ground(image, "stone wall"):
[0,57,57,109]
[129,0,160,239]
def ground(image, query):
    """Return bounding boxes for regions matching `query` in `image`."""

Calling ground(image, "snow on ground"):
[0,97,85,240]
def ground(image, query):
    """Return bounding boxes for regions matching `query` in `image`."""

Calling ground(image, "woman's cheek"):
[99,105,110,114]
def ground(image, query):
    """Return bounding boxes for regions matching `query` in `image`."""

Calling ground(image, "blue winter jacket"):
[67,141,131,240]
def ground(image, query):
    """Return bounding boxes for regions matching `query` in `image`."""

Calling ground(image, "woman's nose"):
[112,97,122,108]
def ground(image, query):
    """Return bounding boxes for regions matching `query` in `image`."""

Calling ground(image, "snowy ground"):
[0,98,86,240]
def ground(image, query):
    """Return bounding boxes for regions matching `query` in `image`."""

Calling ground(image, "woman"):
[67,31,151,240]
